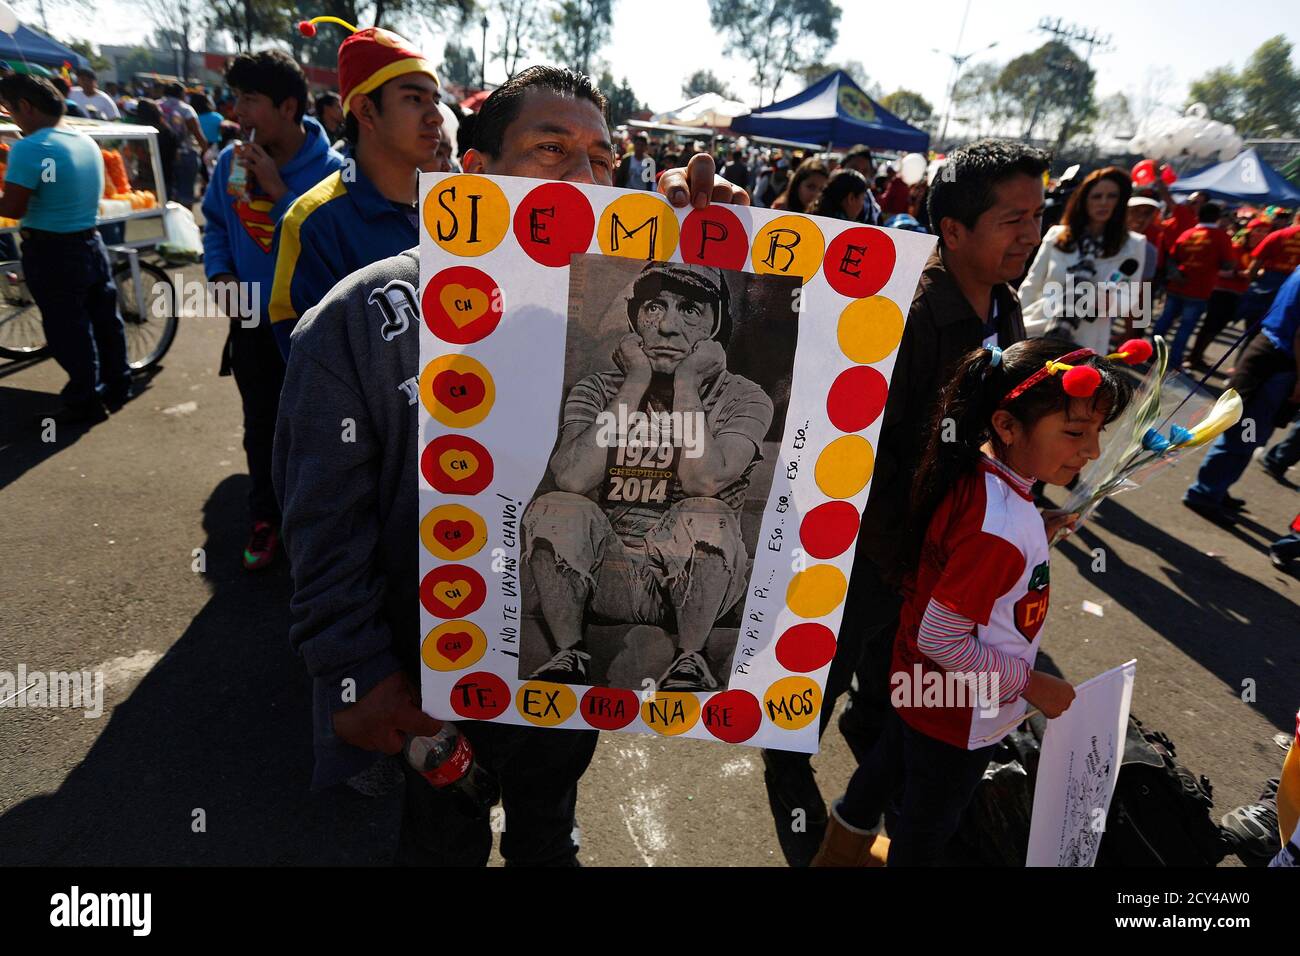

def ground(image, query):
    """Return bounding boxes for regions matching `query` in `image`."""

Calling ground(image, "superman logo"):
[1014,561,1050,642]
[235,194,277,253]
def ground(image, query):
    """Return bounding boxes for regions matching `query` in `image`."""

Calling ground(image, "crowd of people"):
[1,22,1296,869]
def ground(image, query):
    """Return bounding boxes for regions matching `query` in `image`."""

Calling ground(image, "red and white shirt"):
[891,455,1050,750]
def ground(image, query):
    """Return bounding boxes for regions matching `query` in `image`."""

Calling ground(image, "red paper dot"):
[580,686,639,730]
[421,435,494,495]
[512,181,595,267]
[775,623,837,673]
[826,365,888,433]
[701,689,763,743]
[680,205,749,271]
[450,672,510,720]
[422,266,503,344]
[419,564,487,618]
[822,226,896,298]
[799,501,860,559]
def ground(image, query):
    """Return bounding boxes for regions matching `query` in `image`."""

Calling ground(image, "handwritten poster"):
[416,172,935,752]
[1027,659,1137,866]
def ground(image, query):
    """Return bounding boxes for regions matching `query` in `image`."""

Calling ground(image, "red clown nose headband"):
[297,16,439,115]
[996,338,1153,408]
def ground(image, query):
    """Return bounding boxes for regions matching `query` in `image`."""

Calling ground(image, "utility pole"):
[1036,17,1113,154]
[933,0,998,150]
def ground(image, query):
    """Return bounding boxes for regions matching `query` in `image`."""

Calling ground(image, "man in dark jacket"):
[762,139,1051,865]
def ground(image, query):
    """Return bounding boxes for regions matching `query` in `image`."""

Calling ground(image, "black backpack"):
[1095,717,1230,866]
[951,714,1229,866]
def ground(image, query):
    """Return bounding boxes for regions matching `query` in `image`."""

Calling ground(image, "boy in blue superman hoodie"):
[203,50,344,570]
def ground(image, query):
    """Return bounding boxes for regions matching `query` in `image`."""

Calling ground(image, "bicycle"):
[0,243,181,369]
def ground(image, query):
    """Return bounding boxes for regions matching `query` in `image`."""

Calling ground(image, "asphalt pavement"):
[1,271,1297,866]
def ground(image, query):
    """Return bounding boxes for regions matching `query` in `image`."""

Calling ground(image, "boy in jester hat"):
[272,64,749,864]
[269,17,445,358]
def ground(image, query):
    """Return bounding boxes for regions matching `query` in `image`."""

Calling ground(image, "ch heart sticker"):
[421,504,488,560]
[422,621,487,671]
[421,435,494,494]
[423,265,503,344]
[420,354,494,428]
[420,564,487,618]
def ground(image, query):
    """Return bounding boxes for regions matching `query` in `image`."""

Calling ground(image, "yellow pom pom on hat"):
[298,16,439,115]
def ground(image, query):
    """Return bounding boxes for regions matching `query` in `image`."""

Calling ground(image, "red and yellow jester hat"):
[298,16,439,115]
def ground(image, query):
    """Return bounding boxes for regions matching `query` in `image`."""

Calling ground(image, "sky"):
[30,0,1300,134]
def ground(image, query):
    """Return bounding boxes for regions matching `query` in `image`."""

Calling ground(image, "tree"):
[494,0,544,81]
[996,40,1095,147]
[208,0,293,54]
[15,0,95,33]
[879,89,933,129]
[548,0,613,76]
[1236,35,1300,136]
[135,0,209,80]
[597,68,642,126]
[708,0,841,106]
[1092,91,1135,143]
[441,40,480,88]
[681,69,734,100]
[799,58,875,95]
[63,38,111,72]
[950,60,1014,139]
[1185,37,1300,137]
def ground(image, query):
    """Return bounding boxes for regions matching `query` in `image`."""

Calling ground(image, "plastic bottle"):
[402,724,501,819]
[226,128,253,199]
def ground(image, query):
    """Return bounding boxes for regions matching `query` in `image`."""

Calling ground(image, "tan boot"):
[809,806,890,867]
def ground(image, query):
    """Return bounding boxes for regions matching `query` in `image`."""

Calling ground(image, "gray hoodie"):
[272,249,424,789]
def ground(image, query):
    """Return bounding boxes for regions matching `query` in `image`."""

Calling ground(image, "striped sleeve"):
[269,172,348,358]
[915,597,1032,704]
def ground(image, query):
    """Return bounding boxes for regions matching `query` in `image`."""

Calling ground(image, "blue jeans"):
[1264,418,1300,474]
[1154,292,1208,367]
[396,721,598,866]
[21,229,129,406]
[837,710,996,866]
[1187,337,1297,504]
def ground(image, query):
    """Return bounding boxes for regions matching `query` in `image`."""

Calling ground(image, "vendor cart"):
[0,116,183,368]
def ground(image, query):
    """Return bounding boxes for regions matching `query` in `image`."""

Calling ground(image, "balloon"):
[899,152,927,186]
[1186,102,1209,119]
[1131,158,1157,186]
[0,1,18,34]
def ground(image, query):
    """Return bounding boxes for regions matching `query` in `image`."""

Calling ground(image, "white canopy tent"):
[650,92,751,129]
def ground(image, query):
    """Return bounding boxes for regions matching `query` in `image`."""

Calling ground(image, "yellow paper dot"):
[419,354,495,428]
[423,175,509,257]
[420,504,488,560]
[421,621,487,672]
[751,215,825,283]
[837,296,904,364]
[786,564,848,618]
[516,681,579,727]
[641,692,701,736]
[814,435,874,499]
[597,193,680,260]
[763,676,822,730]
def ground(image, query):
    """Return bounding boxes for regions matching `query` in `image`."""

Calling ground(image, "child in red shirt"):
[813,337,1134,866]
[1153,201,1234,367]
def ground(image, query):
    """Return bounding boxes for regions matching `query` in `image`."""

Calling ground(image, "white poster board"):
[415,172,935,752]
[1027,659,1137,866]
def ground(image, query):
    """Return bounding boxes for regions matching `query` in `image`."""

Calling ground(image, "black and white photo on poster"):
[517,254,801,693]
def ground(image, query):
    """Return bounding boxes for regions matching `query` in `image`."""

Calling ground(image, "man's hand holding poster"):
[417,172,935,752]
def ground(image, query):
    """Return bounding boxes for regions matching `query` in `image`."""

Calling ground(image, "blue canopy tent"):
[730,71,930,153]
[1169,148,1300,206]
[0,26,90,72]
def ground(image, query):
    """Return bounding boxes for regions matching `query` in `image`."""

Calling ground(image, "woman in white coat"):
[1019,166,1147,354]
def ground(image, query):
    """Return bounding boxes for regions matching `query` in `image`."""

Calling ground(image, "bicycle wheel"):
[114,259,179,370]
[0,268,49,359]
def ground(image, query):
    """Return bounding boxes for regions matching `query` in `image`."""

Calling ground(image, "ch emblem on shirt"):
[368,279,418,342]
[1014,561,1050,642]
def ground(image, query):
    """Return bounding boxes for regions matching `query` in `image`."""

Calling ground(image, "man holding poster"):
[273,65,747,865]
